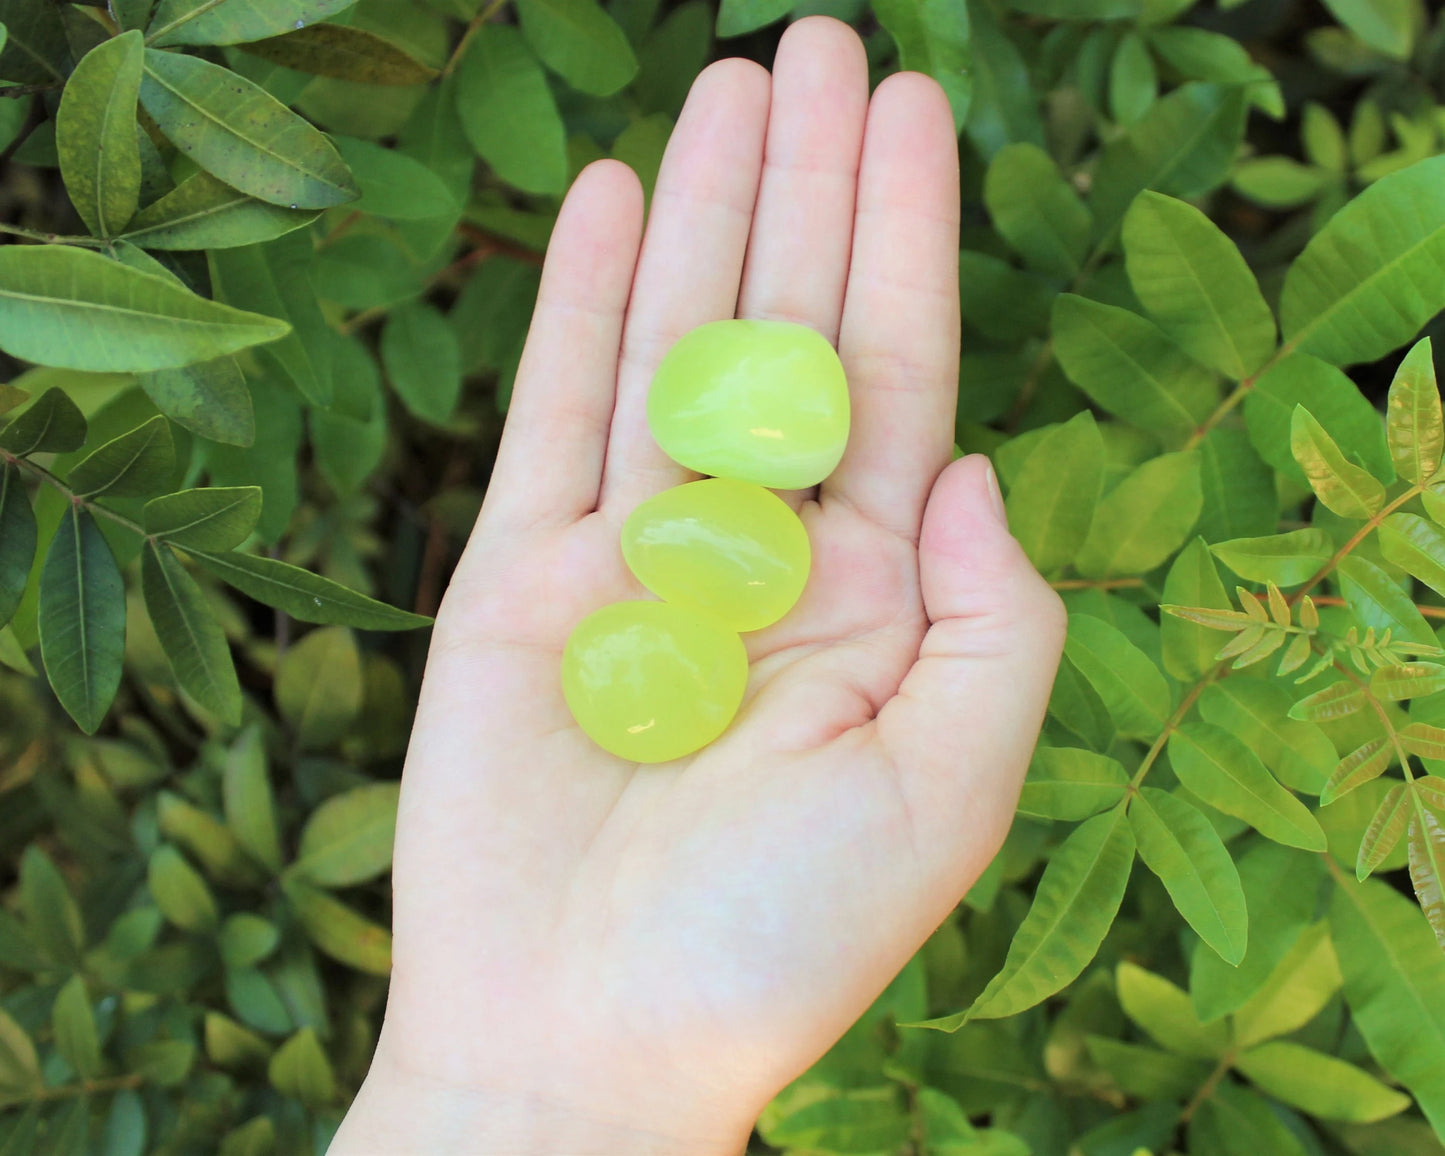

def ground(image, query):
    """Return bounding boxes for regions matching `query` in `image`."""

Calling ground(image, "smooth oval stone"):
[621,478,810,633]
[561,600,747,763]
[647,319,850,489]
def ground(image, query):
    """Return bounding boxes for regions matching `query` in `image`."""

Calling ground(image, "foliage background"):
[4,0,1445,1153]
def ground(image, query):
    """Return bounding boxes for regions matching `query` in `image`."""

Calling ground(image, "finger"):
[598,58,771,518]
[826,72,961,542]
[477,160,645,535]
[876,456,1067,890]
[735,17,867,345]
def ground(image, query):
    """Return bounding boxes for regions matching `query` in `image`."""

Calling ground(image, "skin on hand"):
[329,16,1066,1156]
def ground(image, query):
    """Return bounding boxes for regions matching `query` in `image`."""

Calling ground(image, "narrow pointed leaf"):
[122,169,318,250]
[148,844,218,932]
[1289,680,1366,722]
[1200,680,1334,794]
[1161,540,1231,682]
[1017,747,1128,821]
[1386,337,1442,484]
[281,877,391,974]
[1233,919,1342,1046]
[224,726,283,874]
[985,144,1092,277]
[0,463,35,629]
[1117,961,1229,1058]
[144,486,261,551]
[1409,810,1445,948]
[1074,450,1202,578]
[56,31,144,237]
[1357,783,1410,879]
[0,1006,39,1093]
[1236,1041,1411,1123]
[146,0,360,48]
[1291,405,1385,518]
[66,415,175,498]
[1380,512,1445,597]
[1402,725,1445,761]
[1063,613,1171,740]
[52,976,100,1079]
[1211,528,1333,586]
[1338,555,1436,646]
[239,24,439,85]
[1321,738,1393,805]
[1004,411,1105,575]
[142,541,242,725]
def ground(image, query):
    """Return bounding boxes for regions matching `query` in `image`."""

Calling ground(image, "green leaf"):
[0,1007,39,1093]
[204,1012,272,1071]
[1372,662,1445,702]
[1232,918,1341,1046]
[156,791,264,887]
[1289,679,1366,722]
[1086,1036,1211,1100]
[984,144,1091,277]
[51,975,100,1079]
[714,0,790,37]
[224,725,284,874]
[1281,155,1445,367]
[0,463,35,630]
[66,414,175,499]
[515,0,637,96]
[0,0,69,84]
[957,252,1055,344]
[1319,0,1415,58]
[275,625,362,749]
[102,1089,146,1156]
[1237,1040,1411,1123]
[218,913,280,970]
[1189,1082,1310,1156]
[1168,722,1327,850]
[1379,512,1445,598]
[1109,32,1156,126]
[239,23,438,84]
[290,780,399,887]
[0,388,87,457]
[1130,787,1247,965]
[191,548,432,630]
[0,246,289,373]
[56,31,145,237]
[1290,405,1385,518]
[1074,450,1201,578]
[1329,874,1445,1135]
[1231,156,1329,209]
[1003,410,1104,574]
[380,301,462,423]
[455,25,568,196]
[1338,555,1437,647]
[122,169,318,250]
[1161,538,1232,680]
[873,0,971,131]
[1122,189,1276,378]
[330,136,457,221]
[1409,810,1445,948]
[38,507,126,735]
[139,47,358,210]
[140,355,255,447]
[282,877,391,974]
[267,1027,335,1107]
[1050,295,1217,447]
[1210,528,1332,586]
[142,541,242,725]
[19,846,85,966]
[1116,960,1229,1058]
[911,806,1135,1028]
[963,0,1043,161]
[148,844,218,932]
[1386,337,1442,485]
[1017,747,1129,821]
[144,486,261,550]
[1358,783,1410,879]
[1199,680,1333,794]
[1063,613,1171,740]
[1322,735,1393,806]
[763,1086,913,1154]
[146,0,360,47]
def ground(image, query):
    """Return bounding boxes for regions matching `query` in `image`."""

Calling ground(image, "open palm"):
[333,17,1065,1155]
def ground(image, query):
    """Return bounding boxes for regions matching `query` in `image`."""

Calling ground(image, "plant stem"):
[443,0,510,77]
[1292,483,1425,604]
[1050,577,1145,591]
[4,453,149,537]
[1249,592,1445,621]
[0,222,107,247]
[1180,1050,1238,1123]
[0,83,62,99]
[1128,662,1228,790]
[20,1073,145,1103]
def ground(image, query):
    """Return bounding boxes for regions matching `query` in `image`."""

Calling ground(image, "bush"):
[2,0,1445,1153]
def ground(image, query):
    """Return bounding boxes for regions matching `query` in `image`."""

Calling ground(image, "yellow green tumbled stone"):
[621,478,810,633]
[647,319,850,490]
[561,600,748,763]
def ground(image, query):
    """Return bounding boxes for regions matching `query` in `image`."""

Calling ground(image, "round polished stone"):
[561,600,748,763]
[646,319,850,490]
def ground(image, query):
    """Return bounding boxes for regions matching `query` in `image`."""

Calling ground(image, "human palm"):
[333,17,1065,1156]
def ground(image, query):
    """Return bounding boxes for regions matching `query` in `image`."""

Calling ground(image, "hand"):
[330,17,1066,1155]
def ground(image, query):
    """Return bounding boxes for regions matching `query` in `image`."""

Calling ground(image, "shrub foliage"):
[3,0,1445,1153]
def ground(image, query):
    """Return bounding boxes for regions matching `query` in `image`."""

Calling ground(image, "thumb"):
[876,453,1067,888]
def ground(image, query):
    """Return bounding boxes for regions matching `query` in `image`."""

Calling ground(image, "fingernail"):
[984,462,1007,527]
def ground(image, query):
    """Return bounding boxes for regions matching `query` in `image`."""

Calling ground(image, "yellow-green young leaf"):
[1050,295,1216,449]
[223,726,283,874]
[1188,1082,1310,1156]
[1290,405,1386,518]
[275,625,362,749]
[1167,722,1327,850]
[121,169,318,251]
[51,975,100,1079]
[138,48,358,210]
[218,913,280,970]
[0,388,86,457]
[66,415,175,499]
[1380,512,1445,597]
[380,301,462,424]
[0,246,289,373]
[239,23,438,85]
[1063,614,1171,740]
[1129,788,1247,965]
[38,507,126,735]
[1358,783,1411,880]
[1074,451,1202,578]
[0,1007,39,1093]
[148,844,218,932]
[1017,747,1129,821]
[0,463,34,630]
[1321,738,1393,805]
[1319,0,1414,58]
[191,549,432,630]
[912,806,1134,1028]
[1004,411,1105,575]
[204,1013,272,1071]
[142,542,242,725]
[1210,528,1333,586]
[1402,725,1445,761]
[56,31,144,237]
[144,487,261,551]
[291,781,399,888]
[1122,190,1276,378]
[1281,155,1445,367]
[1161,539,1234,680]
[1338,555,1437,647]
[1289,679,1366,722]
[1371,662,1445,702]
[455,25,568,196]
[282,877,391,975]
[219,1116,276,1156]
[146,0,360,47]
[985,144,1092,278]
[1409,810,1445,948]
[1232,919,1341,1047]
[514,0,637,96]
[1386,338,1442,484]
[1237,1041,1411,1122]
[1117,961,1229,1058]
[762,1086,914,1154]
[1418,775,1445,809]
[1200,681,1333,794]
[1329,875,1445,1134]
[268,1028,335,1107]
